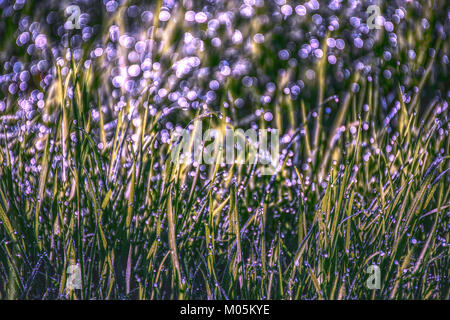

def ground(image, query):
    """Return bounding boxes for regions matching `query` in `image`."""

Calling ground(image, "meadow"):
[0,0,448,299]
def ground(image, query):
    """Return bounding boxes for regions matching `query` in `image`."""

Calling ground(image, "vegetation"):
[0,0,448,299]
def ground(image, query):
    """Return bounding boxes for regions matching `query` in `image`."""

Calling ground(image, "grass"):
[0,0,449,299]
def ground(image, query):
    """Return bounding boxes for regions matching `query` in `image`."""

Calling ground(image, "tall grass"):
[0,0,449,299]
